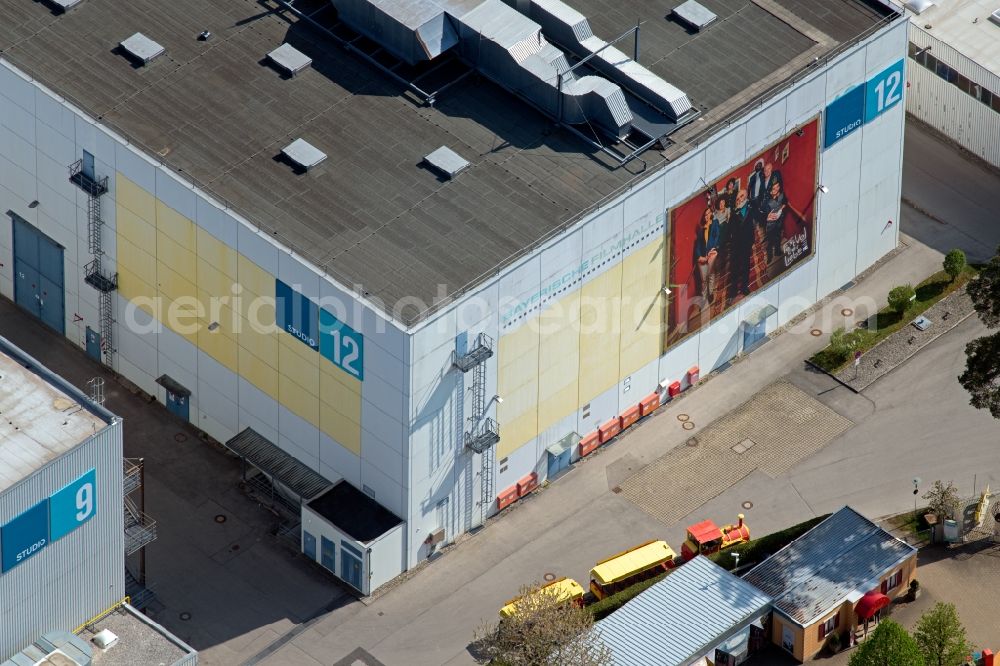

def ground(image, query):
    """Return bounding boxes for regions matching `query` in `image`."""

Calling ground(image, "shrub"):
[888,284,916,315]
[943,249,967,282]
[825,630,842,654]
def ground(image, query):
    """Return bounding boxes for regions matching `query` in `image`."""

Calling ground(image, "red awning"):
[688,519,723,543]
[855,590,891,620]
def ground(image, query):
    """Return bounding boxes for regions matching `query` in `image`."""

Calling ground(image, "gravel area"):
[834,287,975,391]
[80,605,192,666]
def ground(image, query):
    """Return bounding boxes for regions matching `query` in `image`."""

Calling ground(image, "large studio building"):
[0,0,906,591]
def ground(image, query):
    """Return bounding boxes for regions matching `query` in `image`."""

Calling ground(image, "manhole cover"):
[841,308,854,317]
[682,421,695,430]
[214,514,227,523]
[677,414,690,422]
[179,612,191,621]
[543,572,556,581]
[810,328,822,337]
[686,437,699,447]
[611,486,622,494]
[742,501,754,510]
[174,432,188,443]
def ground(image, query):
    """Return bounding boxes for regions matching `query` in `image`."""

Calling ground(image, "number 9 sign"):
[50,469,97,542]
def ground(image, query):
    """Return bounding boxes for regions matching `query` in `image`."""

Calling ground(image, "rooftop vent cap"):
[282,139,327,171]
[267,43,312,76]
[50,0,84,12]
[119,33,165,64]
[903,0,935,14]
[91,629,119,650]
[990,8,1000,27]
[422,146,469,179]
[35,649,81,666]
[671,0,717,31]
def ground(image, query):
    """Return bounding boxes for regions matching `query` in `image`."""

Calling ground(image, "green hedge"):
[587,514,830,621]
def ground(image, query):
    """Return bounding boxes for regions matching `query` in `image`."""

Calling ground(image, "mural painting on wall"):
[665,117,820,347]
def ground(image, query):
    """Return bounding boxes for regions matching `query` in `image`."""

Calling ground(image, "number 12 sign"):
[865,60,904,123]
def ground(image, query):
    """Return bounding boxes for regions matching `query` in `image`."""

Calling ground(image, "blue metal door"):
[166,391,190,421]
[82,150,95,180]
[341,543,363,590]
[302,530,317,560]
[86,327,102,362]
[547,447,571,479]
[12,215,64,335]
[320,536,336,572]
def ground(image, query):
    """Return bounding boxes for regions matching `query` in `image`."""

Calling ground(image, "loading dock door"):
[12,214,65,335]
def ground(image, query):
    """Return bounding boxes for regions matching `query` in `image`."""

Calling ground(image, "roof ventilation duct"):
[330,0,459,65]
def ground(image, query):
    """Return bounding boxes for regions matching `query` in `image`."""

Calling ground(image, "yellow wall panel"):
[237,289,276,333]
[156,200,196,248]
[116,173,155,222]
[320,365,361,411]
[156,230,197,279]
[278,323,318,363]
[537,383,579,435]
[239,346,279,399]
[116,266,157,309]
[280,373,320,426]
[237,254,274,300]
[578,264,622,405]
[497,320,539,423]
[197,227,237,280]
[156,261,197,304]
[498,410,539,460]
[236,316,278,368]
[160,297,200,346]
[197,258,236,300]
[321,408,361,455]
[619,240,665,379]
[117,206,156,248]
[117,236,156,289]
[279,342,320,394]
[197,328,239,373]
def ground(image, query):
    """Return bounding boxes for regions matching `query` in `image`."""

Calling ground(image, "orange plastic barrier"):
[687,365,700,384]
[517,472,538,497]
[668,380,682,397]
[497,485,519,510]
[598,418,622,443]
[579,431,600,457]
[619,405,641,430]
[639,392,660,416]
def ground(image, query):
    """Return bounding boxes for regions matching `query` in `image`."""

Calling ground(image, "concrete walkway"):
[257,235,955,666]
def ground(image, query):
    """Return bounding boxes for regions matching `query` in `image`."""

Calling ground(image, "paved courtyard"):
[620,381,852,525]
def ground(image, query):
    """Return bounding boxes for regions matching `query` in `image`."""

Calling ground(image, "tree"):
[474,583,612,666]
[914,603,971,666]
[848,620,924,666]
[887,284,916,316]
[966,245,1000,328]
[960,245,1000,420]
[942,249,967,282]
[922,480,961,521]
[958,333,1000,419]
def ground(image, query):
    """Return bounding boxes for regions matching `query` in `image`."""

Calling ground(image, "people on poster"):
[763,180,786,262]
[729,188,754,299]
[693,207,720,303]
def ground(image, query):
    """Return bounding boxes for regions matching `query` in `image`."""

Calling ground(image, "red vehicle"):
[681,514,750,561]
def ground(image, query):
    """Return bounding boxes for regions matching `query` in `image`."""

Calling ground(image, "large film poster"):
[665,118,820,346]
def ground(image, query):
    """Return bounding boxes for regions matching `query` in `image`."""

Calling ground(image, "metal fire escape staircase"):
[69,159,117,366]
[123,458,157,609]
[454,333,499,513]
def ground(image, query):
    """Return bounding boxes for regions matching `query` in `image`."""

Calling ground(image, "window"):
[923,53,939,75]
[980,88,993,108]
[935,60,956,84]
[956,74,972,96]
[818,613,840,640]
[992,92,1000,113]
[882,570,903,593]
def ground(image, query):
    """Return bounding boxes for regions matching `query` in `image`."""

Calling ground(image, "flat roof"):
[596,556,772,666]
[743,506,917,627]
[0,0,896,323]
[308,480,402,543]
[909,0,1000,74]
[79,604,196,666]
[0,343,109,494]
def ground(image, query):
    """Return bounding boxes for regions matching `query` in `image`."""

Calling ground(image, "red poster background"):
[666,118,820,345]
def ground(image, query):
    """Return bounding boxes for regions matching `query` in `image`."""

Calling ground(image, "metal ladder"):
[454,333,499,522]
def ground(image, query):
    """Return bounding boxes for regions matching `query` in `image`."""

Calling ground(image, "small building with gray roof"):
[743,506,918,662]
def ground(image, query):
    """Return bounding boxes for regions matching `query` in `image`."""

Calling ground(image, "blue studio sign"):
[276,279,365,380]
[0,469,98,574]
[824,59,905,149]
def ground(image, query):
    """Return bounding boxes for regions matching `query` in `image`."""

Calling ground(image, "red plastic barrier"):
[517,472,538,497]
[668,380,682,397]
[983,649,993,666]
[497,485,519,510]
[620,405,641,430]
[639,392,660,416]
[687,365,700,385]
[598,418,622,443]
[579,431,600,457]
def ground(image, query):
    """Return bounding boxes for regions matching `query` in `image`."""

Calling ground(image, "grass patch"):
[809,266,977,373]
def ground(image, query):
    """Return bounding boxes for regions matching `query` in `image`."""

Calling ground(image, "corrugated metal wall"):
[907,24,1000,168]
[0,420,125,658]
